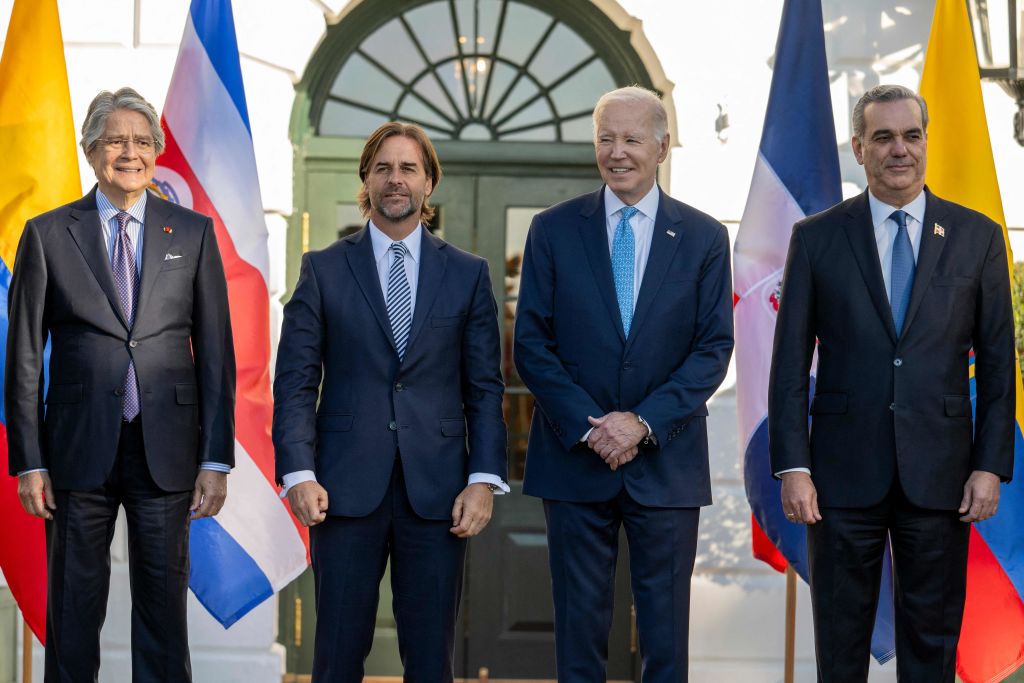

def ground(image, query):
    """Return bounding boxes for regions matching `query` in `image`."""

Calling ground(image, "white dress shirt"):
[777,189,925,477]
[281,222,509,495]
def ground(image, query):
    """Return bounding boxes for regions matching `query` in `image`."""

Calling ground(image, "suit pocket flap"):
[810,392,848,415]
[317,413,354,432]
[944,395,971,417]
[933,275,976,287]
[440,418,466,437]
[175,384,198,405]
[431,314,465,328]
[46,384,82,404]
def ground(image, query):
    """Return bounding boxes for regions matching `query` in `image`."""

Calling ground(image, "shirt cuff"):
[775,467,811,476]
[18,468,48,476]
[580,427,594,443]
[280,470,317,498]
[200,462,231,474]
[468,472,509,494]
[637,415,656,444]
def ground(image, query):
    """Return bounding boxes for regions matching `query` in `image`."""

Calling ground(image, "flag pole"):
[22,617,32,683]
[784,565,796,683]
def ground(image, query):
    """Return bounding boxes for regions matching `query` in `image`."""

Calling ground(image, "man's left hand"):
[587,412,646,469]
[959,470,1000,523]
[191,470,228,519]
[450,483,494,538]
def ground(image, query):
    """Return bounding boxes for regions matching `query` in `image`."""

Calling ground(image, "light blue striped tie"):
[612,206,638,336]
[890,209,915,334]
[386,242,412,358]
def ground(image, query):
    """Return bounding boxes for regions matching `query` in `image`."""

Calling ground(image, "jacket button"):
[395,383,404,392]
[388,421,397,431]
[889,402,895,411]
[893,358,903,367]
[623,361,633,369]
[128,340,138,348]
[114,388,124,396]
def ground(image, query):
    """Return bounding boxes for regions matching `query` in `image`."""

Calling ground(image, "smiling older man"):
[5,87,235,683]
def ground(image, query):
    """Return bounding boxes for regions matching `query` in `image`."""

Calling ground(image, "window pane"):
[406,1,458,63]
[411,72,461,121]
[453,0,503,57]
[560,114,594,143]
[330,53,402,112]
[320,100,386,137]
[498,2,549,64]
[434,60,472,117]
[500,125,557,141]
[500,98,554,132]
[550,60,615,115]
[482,61,517,118]
[361,18,426,82]
[492,76,539,123]
[398,94,456,132]
[530,23,593,86]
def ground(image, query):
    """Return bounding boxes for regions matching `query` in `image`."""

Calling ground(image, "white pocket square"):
[164,253,183,261]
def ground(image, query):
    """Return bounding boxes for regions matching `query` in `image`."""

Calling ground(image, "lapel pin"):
[933,223,945,237]
[666,229,676,238]
[163,226,173,234]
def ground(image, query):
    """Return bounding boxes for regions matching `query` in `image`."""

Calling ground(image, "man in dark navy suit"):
[769,85,1015,682]
[273,122,507,683]
[514,86,734,682]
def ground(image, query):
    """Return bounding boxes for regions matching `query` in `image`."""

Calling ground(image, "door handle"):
[294,597,302,648]
[630,603,637,654]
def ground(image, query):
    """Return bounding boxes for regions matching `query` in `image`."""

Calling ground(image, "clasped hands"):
[586,411,647,471]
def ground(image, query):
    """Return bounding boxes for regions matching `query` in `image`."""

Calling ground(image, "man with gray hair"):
[769,84,1014,681]
[5,87,235,682]
[514,85,734,680]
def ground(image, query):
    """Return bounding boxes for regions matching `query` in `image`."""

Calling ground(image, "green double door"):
[280,168,638,681]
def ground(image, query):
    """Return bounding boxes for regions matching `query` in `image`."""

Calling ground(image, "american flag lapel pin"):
[933,223,944,237]
[666,229,676,238]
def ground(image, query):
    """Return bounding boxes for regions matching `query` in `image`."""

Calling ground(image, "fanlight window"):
[317,0,617,142]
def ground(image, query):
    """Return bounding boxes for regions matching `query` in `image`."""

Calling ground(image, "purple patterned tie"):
[112,211,140,420]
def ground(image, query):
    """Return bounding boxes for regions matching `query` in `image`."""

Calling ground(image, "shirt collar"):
[96,188,148,227]
[604,183,660,221]
[867,188,926,229]
[368,220,423,263]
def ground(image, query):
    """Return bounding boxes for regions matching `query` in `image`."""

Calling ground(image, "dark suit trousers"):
[808,480,970,683]
[544,490,700,683]
[309,457,467,683]
[44,420,192,683]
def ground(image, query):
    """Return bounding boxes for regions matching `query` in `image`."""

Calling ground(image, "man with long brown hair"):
[273,121,508,682]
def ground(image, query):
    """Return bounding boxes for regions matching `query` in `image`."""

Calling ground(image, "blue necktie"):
[112,211,140,420]
[386,242,413,358]
[612,206,638,336]
[890,209,915,334]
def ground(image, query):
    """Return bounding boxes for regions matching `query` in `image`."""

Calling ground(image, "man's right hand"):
[780,471,822,525]
[18,471,56,520]
[286,480,329,527]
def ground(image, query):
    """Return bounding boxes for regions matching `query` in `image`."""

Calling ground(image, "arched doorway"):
[283,1,672,679]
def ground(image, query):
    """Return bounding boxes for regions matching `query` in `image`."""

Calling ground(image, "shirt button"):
[128,340,138,348]
[889,403,895,411]
[388,421,397,431]
[395,383,404,392]
[893,358,903,367]
[114,388,124,397]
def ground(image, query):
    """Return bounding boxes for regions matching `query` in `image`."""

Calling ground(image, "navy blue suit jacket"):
[273,226,507,520]
[514,187,734,507]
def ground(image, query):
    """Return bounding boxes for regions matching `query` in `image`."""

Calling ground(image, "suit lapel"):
[900,190,948,337]
[578,189,626,342]
[135,194,175,327]
[405,228,447,355]
[345,227,398,354]
[628,189,683,349]
[841,192,898,344]
[66,189,129,330]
